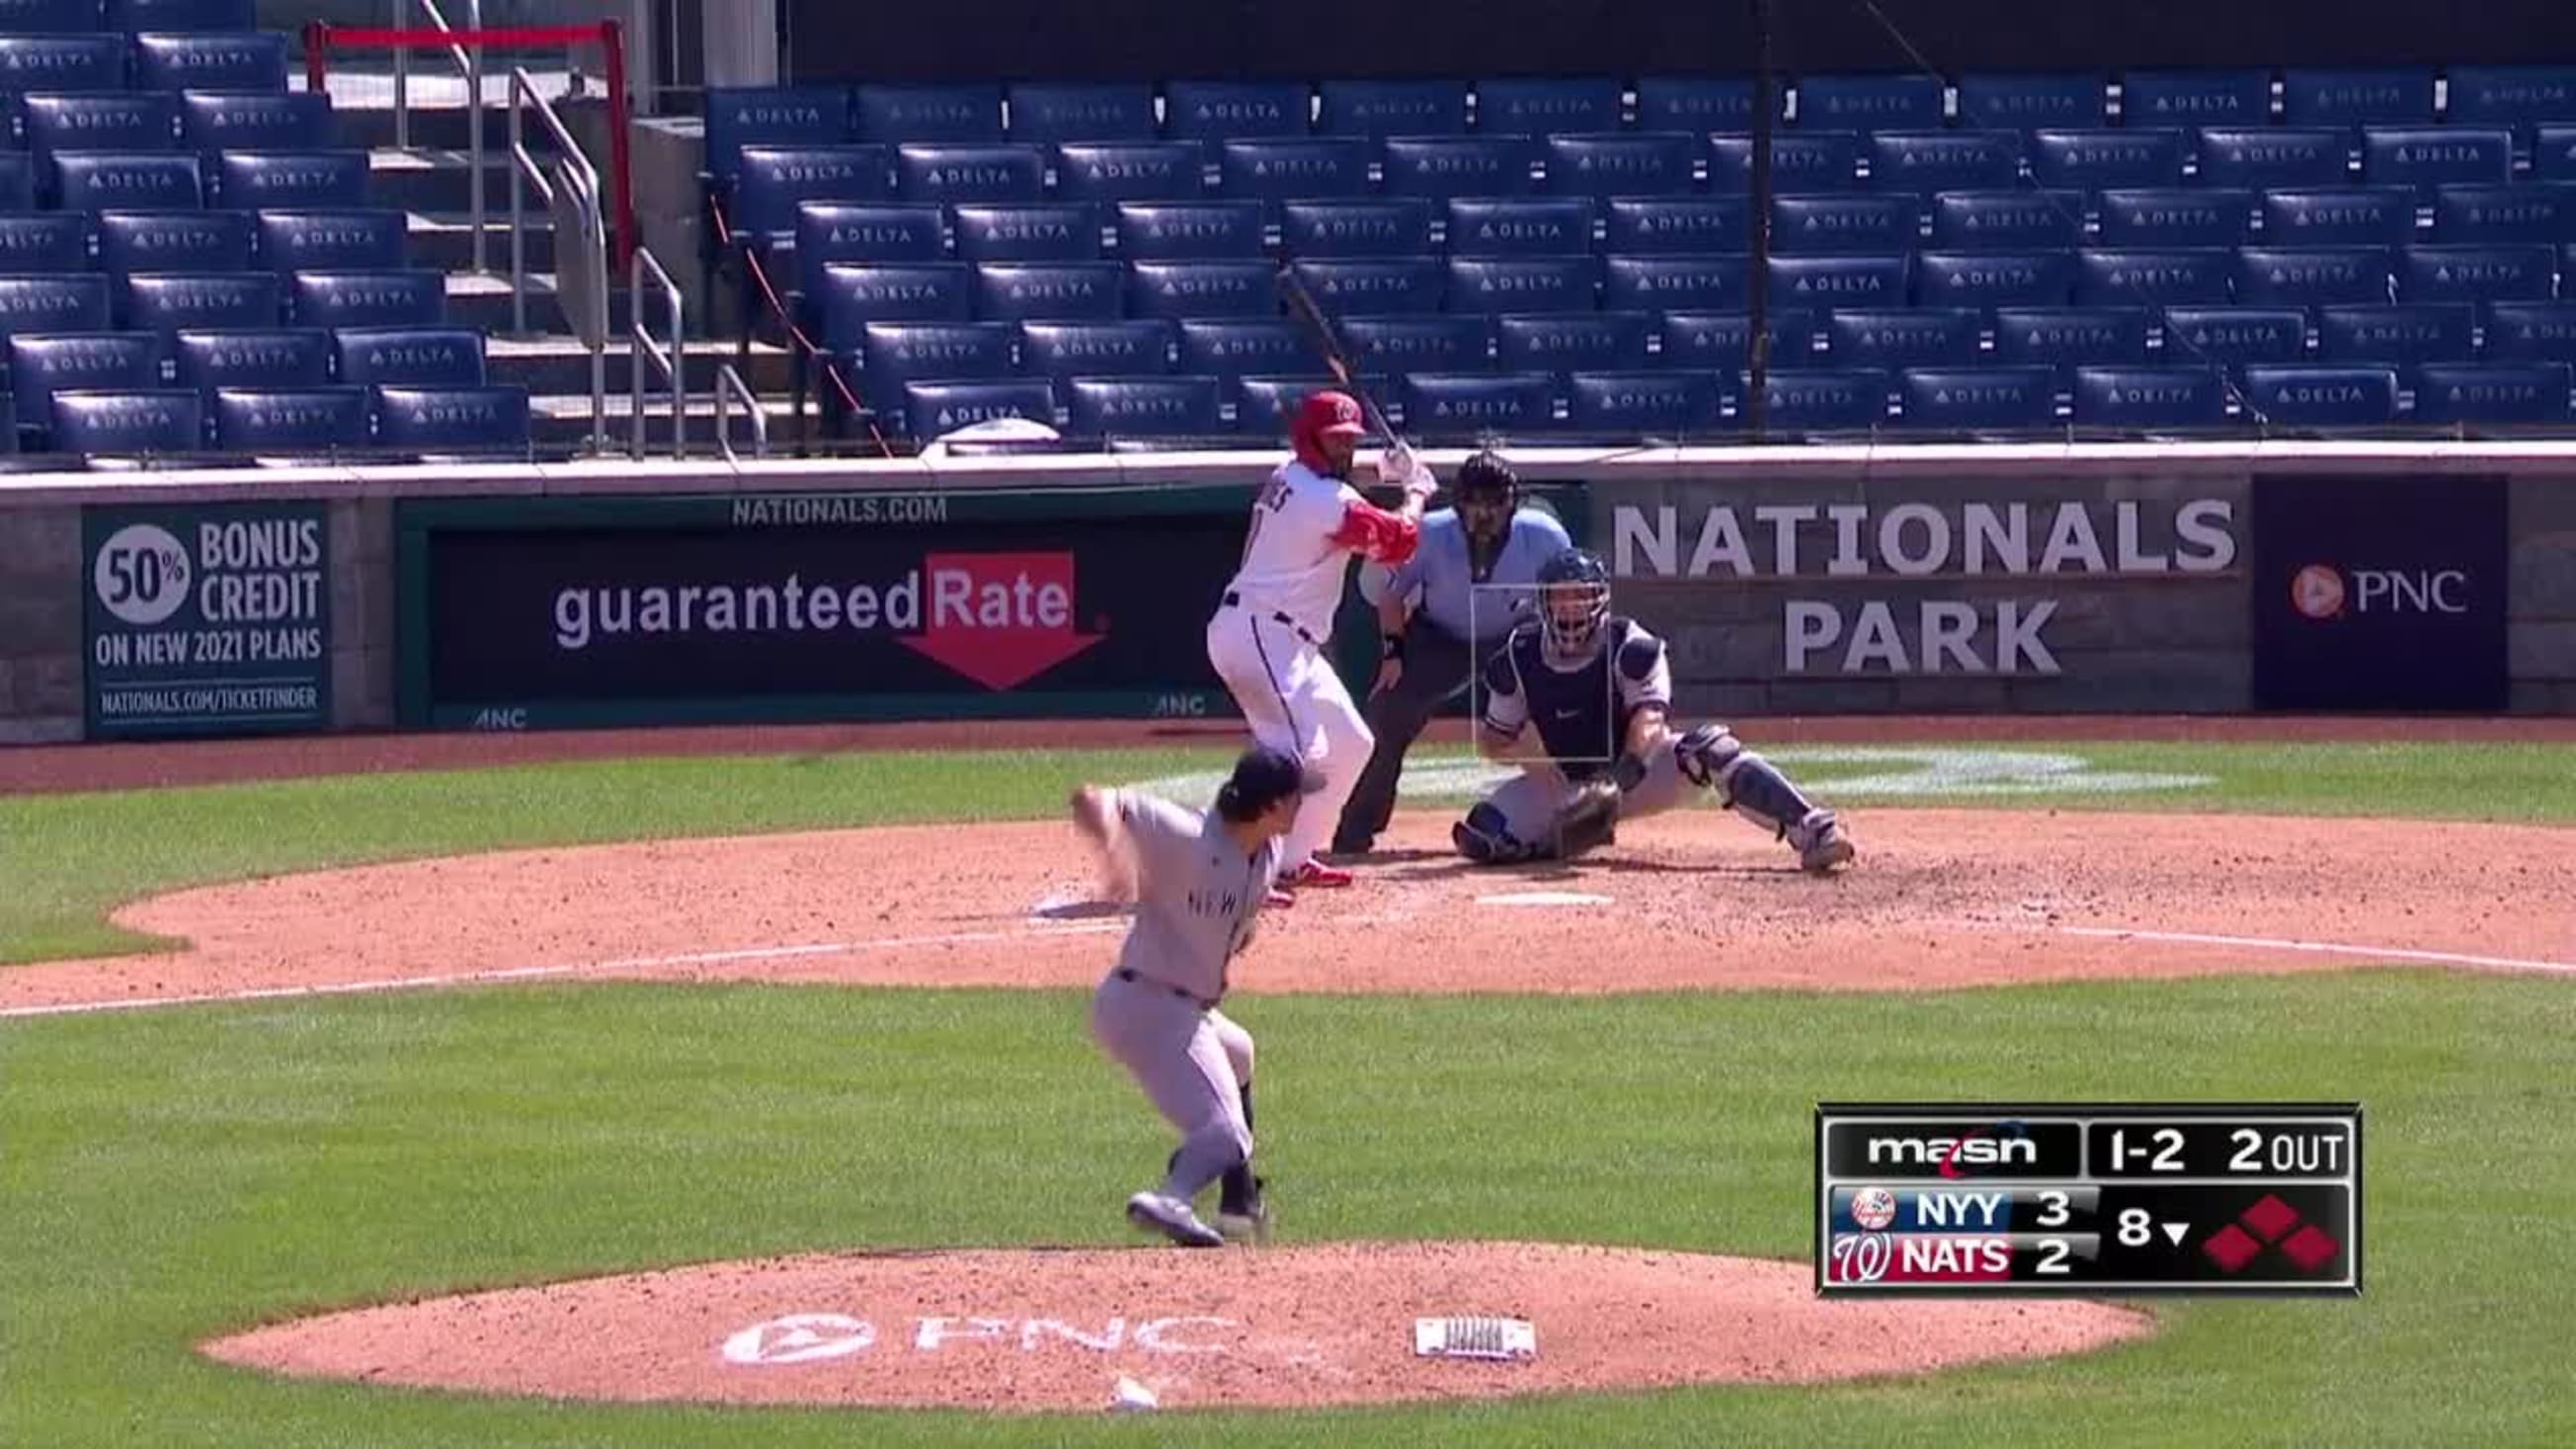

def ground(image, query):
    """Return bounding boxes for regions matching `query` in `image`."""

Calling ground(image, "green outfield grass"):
[3,739,2573,1446]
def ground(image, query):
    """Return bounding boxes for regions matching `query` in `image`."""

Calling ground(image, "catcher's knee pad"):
[1717,750,1818,837]
[1451,802,1528,864]
[1675,724,1740,789]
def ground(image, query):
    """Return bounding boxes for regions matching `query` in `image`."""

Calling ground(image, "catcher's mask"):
[1452,450,1518,545]
[1536,547,1611,659]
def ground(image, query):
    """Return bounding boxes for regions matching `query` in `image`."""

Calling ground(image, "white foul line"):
[2050,926,2576,977]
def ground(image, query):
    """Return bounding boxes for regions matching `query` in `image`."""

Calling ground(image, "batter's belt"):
[1221,592,1320,647]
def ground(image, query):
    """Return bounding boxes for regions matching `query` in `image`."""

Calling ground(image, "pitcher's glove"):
[1551,776,1624,860]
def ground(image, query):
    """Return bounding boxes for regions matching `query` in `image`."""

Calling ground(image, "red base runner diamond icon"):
[2280,1224,2341,1273]
[2240,1194,2301,1244]
[2203,1194,2343,1276]
[2202,1223,2263,1273]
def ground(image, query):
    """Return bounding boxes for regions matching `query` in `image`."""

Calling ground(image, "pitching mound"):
[201,1242,2151,1411]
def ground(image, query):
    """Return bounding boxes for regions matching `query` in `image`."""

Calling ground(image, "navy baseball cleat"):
[1127,1191,1226,1248]
[1217,1176,1273,1245]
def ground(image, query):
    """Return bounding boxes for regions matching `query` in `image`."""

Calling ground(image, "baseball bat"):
[1276,263,1404,453]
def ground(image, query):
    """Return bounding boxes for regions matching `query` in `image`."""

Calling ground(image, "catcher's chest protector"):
[1510,618,1644,780]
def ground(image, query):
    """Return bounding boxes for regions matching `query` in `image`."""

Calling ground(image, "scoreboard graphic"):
[1814,1103,2363,1297]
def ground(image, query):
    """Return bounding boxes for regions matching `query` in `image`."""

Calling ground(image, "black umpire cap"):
[1217,745,1325,820]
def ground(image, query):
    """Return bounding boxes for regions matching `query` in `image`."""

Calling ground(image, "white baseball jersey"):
[1110,790,1281,1003]
[1223,459,1420,643]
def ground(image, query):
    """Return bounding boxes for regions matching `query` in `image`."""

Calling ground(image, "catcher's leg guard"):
[1451,801,1540,864]
[1704,746,1855,870]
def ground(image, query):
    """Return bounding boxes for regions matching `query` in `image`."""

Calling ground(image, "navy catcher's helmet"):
[1536,546,1611,657]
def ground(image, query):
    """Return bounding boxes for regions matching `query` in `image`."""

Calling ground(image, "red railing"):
[707,194,894,457]
[302,19,637,269]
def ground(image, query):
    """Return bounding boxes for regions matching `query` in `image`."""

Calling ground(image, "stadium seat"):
[53,151,200,210]
[1634,76,1758,132]
[1126,258,1275,318]
[1006,83,1157,143]
[1282,198,1435,258]
[214,149,369,209]
[372,383,534,455]
[1177,318,1311,377]
[1772,195,1920,255]
[1770,253,1909,309]
[23,93,178,155]
[1445,255,1598,313]
[2030,128,2187,191]
[122,272,280,332]
[1398,371,1555,435]
[1706,132,1860,194]
[1233,375,1342,432]
[1052,141,1203,203]
[1111,201,1260,260]
[1605,254,1744,312]
[114,0,261,32]
[894,143,1046,204]
[332,325,485,387]
[1956,72,2107,132]
[2160,306,2310,372]
[1065,374,1222,438]
[1164,81,1310,142]
[177,90,330,155]
[1495,310,1650,373]
[1477,77,1623,134]
[797,203,949,292]
[2259,187,2417,247]
[2197,128,2352,191]
[2097,188,2253,248]
[1825,308,1982,370]
[2447,66,2576,149]
[1797,73,1944,130]
[0,274,112,332]
[1317,79,1469,137]
[171,327,331,392]
[251,209,404,274]
[1747,367,1889,432]
[2397,243,2556,304]
[2434,184,2576,244]
[1602,197,1744,254]
[2281,67,2436,128]
[9,334,169,428]
[1992,306,2153,379]
[816,262,974,349]
[953,201,1102,263]
[704,86,851,193]
[1447,198,1595,256]
[1541,132,1699,197]
[2240,363,2399,426]
[2231,246,2395,307]
[1341,315,1492,372]
[1915,250,2076,308]
[2315,302,2476,363]
[2409,362,2573,424]
[1566,369,1725,433]
[730,146,895,238]
[1928,191,2084,250]
[1216,137,1371,200]
[0,151,32,208]
[972,261,1124,321]
[1899,365,2059,430]
[1017,318,1173,379]
[100,209,249,274]
[0,36,126,95]
[50,389,202,454]
[1867,131,2025,196]
[130,33,288,92]
[2363,126,2515,199]
[1289,256,1443,313]
[851,321,1015,396]
[2071,363,2226,427]
[1658,309,1818,369]
[851,83,1002,143]
[0,213,93,272]
[1381,136,1537,199]
[2120,69,2271,127]
[903,377,1056,436]
[2480,300,2576,362]
[209,384,369,451]
[2542,126,2576,182]
[0,0,108,29]
[2073,248,2232,305]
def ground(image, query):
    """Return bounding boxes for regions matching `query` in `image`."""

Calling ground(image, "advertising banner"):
[2252,475,2510,710]
[83,502,331,737]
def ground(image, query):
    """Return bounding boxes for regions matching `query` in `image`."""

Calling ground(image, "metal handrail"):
[509,64,606,453]
[394,0,486,273]
[630,245,684,460]
[712,362,767,460]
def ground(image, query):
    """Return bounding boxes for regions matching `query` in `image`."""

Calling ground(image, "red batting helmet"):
[1291,389,1367,471]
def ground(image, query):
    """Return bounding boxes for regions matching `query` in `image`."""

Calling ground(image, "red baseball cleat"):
[1286,858,1354,889]
[1265,887,1296,908]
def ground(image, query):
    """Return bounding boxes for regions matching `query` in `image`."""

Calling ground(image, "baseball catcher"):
[1453,547,1857,873]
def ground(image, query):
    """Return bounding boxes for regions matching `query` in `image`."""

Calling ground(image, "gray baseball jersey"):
[1109,790,1281,1003]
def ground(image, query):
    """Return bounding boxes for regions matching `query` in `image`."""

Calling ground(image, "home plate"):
[1476,891,1613,908]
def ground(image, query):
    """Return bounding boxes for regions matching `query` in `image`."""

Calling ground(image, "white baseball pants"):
[1205,605,1371,872]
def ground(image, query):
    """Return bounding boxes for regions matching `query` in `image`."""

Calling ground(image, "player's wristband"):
[1611,752,1648,792]
[1382,633,1405,660]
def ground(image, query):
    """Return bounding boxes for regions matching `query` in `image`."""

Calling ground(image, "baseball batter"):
[1071,746,1319,1248]
[1207,390,1435,900]
[1454,548,1858,873]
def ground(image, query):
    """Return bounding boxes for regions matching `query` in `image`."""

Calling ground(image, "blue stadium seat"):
[1928,191,2084,250]
[1707,132,1862,194]
[1748,367,1889,432]
[177,90,329,155]
[0,36,126,94]
[1398,371,1554,435]
[112,0,260,29]
[1477,77,1623,134]
[53,151,199,210]
[1914,250,2076,308]
[1992,306,2152,378]
[0,212,92,272]
[2197,128,2352,190]
[1282,198,1434,258]
[704,86,851,191]
[372,384,532,455]
[286,270,443,327]
[2542,126,2576,182]
[2030,128,2188,192]
[1233,375,1340,433]
[1566,369,1724,433]
[0,274,111,332]
[1825,308,1982,370]
[1955,72,2107,132]
[903,378,1056,436]
[1289,256,1443,313]
[2315,303,2475,363]
[1127,258,1276,318]
[954,201,1101,262]
[2232,246,2394,307]
[6,0,118,27]
[2259,187,2417,246]
[852,321,1015,395]
[1446,255,1597,313]
[2160,306,2309,372]
[2409,362,2572,424]
[1797,73,1944,130]
[1112,201,1259,259]
[2434,184,2576,244]
[2073,248,2232,305]
[214,149,368,209]
[1634,76,1758,132]
[1177,318,1310,377]
[816,262,974,349]
[2071,364,2227,427]
[797,203,948,292]
[2447,67,2576,148]
[1216,137,1371,200]
[1381,136,1537,199]
[2097,188,2253,248]
[122,272,279,332]
[0,151,33,208]
[2362,127,2513,196]
[1772,195,1919,255]
[332,325,484,386]
[2481,300,2576,362]
[1494,311,1650,372]
[23,93,177,154]
[9,334,168,426]
[2281,68,2436,128]
[50,389,202,454]
[1341,315,1491,371]
[209,384,369,451]
[1542,132,1698,197]
[1448,198,1595,256]
[851,83,1001,143]
[1867,131,2024,196]
[1900,365,2059,430]
[1770,253,1909,309]
[1018,318,1173,379]
[972,261,1123,321]
[2121,69,2271,128]
[2397,244,2556,304]
[1604,254,1744,312]
[729,146,894,238]
[1602,197,1744,254]
[1164,81,1310,142]
[131,33,288,92]
[2241,363,2398,426]
[1317,79,1469,137]
[894,143,1046,204]
[1064,375,1222,438]
[1006,83,1157,143]
[1052,141,1203,203]
[171,327,331,392]
[1658,309,1817,369]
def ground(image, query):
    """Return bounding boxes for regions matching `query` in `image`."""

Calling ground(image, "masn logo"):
[1863,1135,2039,1168]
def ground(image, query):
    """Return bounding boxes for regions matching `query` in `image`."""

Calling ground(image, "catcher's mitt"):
[1550,776,1623,859]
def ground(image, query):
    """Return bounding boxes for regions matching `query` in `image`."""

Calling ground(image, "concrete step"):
[485,335,794,394]
[317,67,588,150]
[529,389,802,456]
[444,270,638,336]
[408,210,555,273]
[367,147,539,216]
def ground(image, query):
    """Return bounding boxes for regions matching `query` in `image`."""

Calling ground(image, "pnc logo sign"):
[897,551,1105,689]
[2291,562,2468,620]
